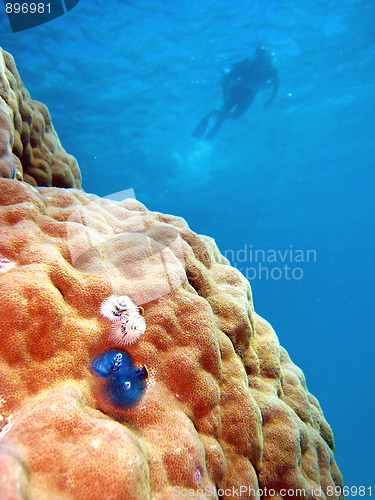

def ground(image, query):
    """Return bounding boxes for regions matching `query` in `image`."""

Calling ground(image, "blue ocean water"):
[1,0,374,491]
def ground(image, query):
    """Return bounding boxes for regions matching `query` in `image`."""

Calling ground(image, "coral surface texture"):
[0,47,81,188]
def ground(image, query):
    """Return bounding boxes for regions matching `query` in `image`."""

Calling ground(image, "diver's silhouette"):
[192,46,279,140]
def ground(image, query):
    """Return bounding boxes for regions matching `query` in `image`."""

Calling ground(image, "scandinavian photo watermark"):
[172,485,372,498]
[3,0,80,33]
[173,486,310,497]
[224,244,317,281]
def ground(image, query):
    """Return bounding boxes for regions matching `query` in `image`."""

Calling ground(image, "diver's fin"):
[205,114,223,140]
[192,114,211,139]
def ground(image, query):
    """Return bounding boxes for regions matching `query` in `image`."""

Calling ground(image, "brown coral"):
[0,177,343,499]
[0,47,81,188]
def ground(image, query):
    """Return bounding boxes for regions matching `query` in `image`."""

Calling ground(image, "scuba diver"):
[192,46,279,140]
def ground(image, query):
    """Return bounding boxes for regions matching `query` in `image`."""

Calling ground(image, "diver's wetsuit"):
[192,47,279,140]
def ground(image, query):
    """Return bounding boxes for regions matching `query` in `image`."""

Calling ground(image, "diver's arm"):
[264,71,279,107]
